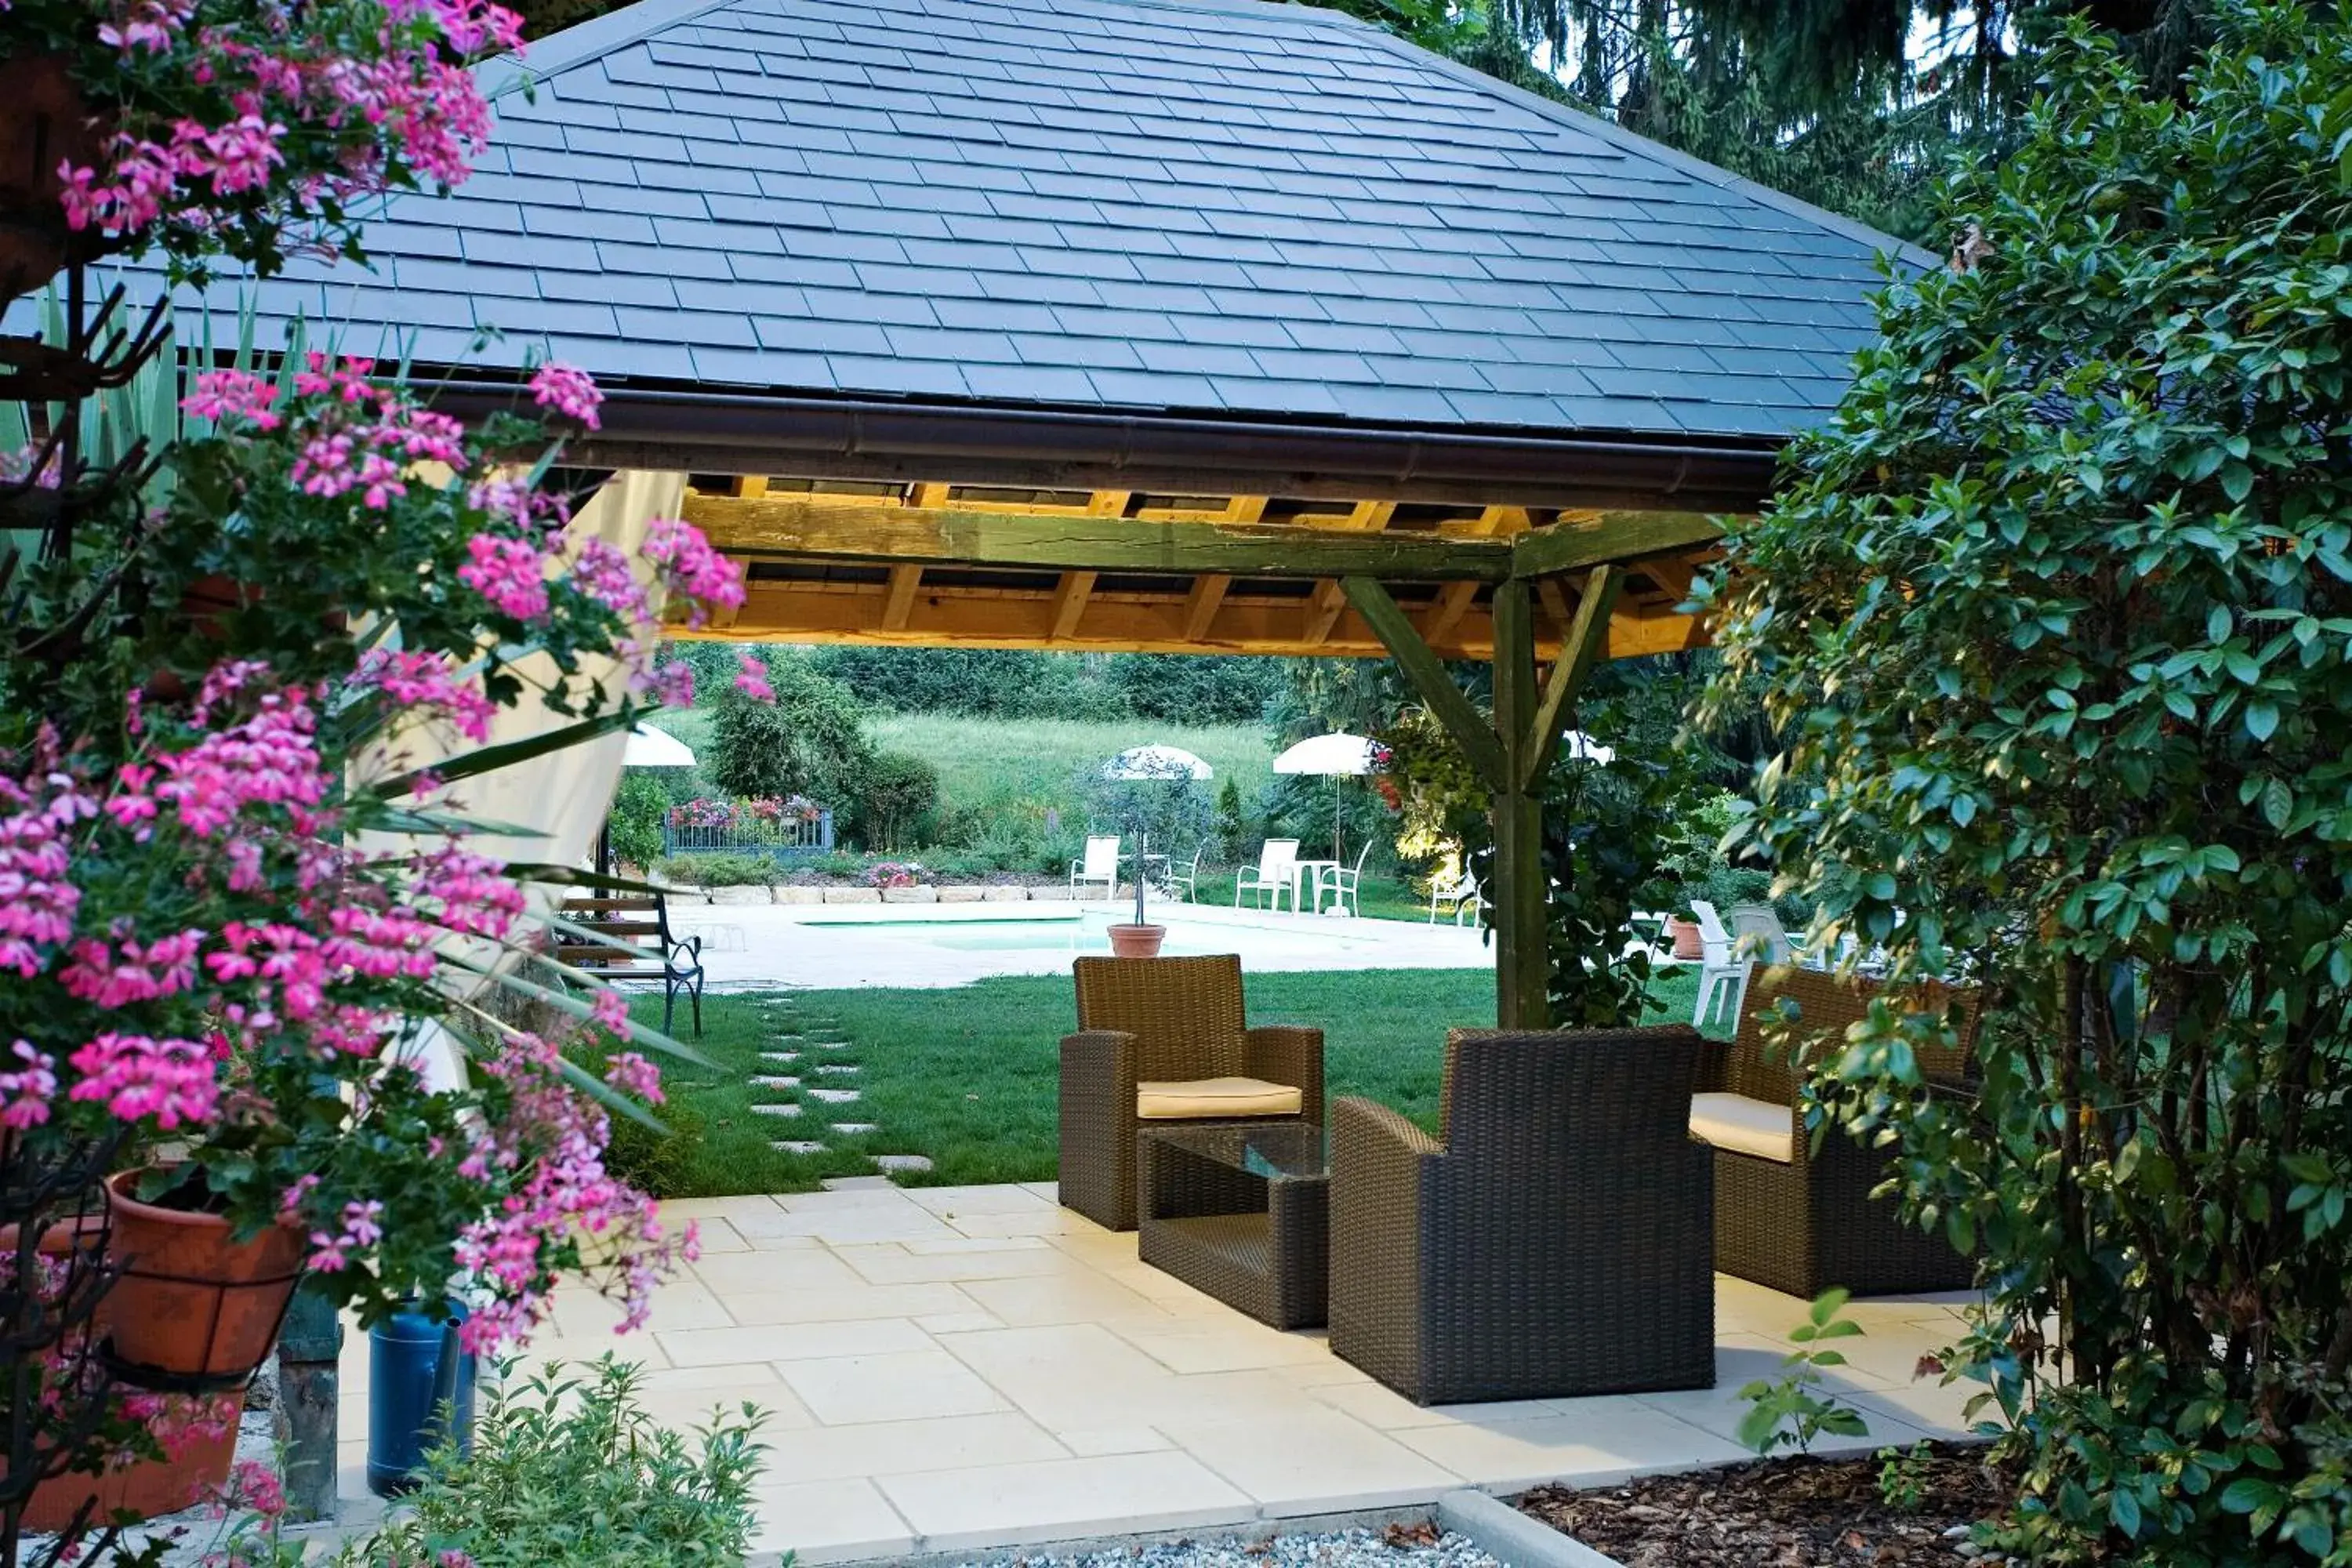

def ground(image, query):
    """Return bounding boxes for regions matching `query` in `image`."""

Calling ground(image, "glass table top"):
[1143,1122,1327,1179]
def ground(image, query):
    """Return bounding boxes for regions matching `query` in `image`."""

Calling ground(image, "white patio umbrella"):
[1102,743,1213,782]
[1101,745,1213,925]
[600,725,695,875]
[1271,731,1382,862]
[622,724,696,768]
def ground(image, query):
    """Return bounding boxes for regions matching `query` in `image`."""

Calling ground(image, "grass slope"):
[865,712,1273,816]
[633,967,1715,1199]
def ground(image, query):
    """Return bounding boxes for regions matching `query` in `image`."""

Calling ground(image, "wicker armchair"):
[1694,966,1979,1298]
[1060,955,1324,1232]
[1329,1026,1715,1406]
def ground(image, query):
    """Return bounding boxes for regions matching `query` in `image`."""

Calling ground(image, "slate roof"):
[182,0,1921,444]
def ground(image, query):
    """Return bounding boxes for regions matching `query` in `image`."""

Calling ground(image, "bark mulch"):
[1518,1443,2011,1567]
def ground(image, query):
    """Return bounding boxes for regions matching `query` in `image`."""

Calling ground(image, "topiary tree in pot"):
[1701,7,2352,1559]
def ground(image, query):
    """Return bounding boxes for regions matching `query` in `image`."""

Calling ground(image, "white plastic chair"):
[1690,899,1749,1030]
[1427,868,1483,925]
[1235,838,1301,912]
[1163,846,1203,902]
[1317,843,1374,917]
[1069,834,1120,902]
[1727,904,1794,964]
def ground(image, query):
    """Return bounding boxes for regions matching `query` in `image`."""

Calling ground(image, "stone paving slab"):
[334,1184,1975,1565]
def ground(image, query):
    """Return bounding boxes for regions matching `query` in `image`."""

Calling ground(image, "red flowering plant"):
[1,0,518,293]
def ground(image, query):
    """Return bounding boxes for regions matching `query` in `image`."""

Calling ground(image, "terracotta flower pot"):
[1106,923,1167,959]
[1668,917,1704,960]
[21,1392,245,1531]
[104,1170,305,1383]
[0,53,108,306]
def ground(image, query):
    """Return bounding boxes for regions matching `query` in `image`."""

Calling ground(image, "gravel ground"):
[950,1525,1500,1568]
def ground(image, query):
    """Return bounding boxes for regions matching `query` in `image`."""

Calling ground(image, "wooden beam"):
[1087,490,1131,517]
[1345,500,1398,531]
[1224,496,1269,523]
[881,564,923,631]
[684,494,1515,581]
[1511,511,1726,578]
[1302,581,1348,645]
[1523,565,1622,791]
[1183,573,1230,641]
[1050,570,1096,639]
[1342,577,1506,791]
[911,482,949,508]
[731,475,768,499]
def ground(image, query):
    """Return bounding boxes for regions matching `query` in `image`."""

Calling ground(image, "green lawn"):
[631,966,1715,1199]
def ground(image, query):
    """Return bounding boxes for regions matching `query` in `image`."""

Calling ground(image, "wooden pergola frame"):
[670,472,1726,1029]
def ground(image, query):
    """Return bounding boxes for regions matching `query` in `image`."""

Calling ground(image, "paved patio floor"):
[334,1181,1979,1565]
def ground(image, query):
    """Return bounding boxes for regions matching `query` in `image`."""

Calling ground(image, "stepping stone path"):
[743,994,928,1180]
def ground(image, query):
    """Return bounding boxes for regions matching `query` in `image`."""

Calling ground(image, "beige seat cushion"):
[1690,1091,1795,1164]
[1136,1076,1303,1120]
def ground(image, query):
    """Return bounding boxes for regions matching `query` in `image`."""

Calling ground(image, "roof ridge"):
[477,0,742,98]
[1348,28,1939,271]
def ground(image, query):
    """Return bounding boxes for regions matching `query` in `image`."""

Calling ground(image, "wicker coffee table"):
[1137,1123,1328,1329]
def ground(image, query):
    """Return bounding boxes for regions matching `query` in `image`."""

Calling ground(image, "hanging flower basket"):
[103,1170,306,1390]
[0,52,108,303]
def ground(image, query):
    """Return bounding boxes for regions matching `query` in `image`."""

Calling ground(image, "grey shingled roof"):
[190,0,1919,442]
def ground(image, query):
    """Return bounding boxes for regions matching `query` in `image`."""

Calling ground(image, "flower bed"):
[1517,1444,2009,1567]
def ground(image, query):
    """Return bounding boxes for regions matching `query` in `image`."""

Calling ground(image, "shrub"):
[607,772,671,870]
[652,853,772,887]
[1701,9,2352,1559]
[706,656,874,805]
[1108,654,1281,724]
[860,750,940,853]
[811,646,1131,720]
[352,1356,764,1568]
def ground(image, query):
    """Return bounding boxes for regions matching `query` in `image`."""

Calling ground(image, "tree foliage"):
[1700,9,2352,1558]
[705,655,873,807]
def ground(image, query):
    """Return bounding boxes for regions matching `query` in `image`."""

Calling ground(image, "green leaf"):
[2246,701,2278,741]
[1809,1287,1853,1326]
[377,707,644,798]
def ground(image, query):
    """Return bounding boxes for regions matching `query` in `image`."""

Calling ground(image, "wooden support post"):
[1489,579,1548,1030]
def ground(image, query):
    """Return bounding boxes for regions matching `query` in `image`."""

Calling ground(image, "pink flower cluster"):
[0,734,93,978]
[60,0,523,252]
[642,517,748,630]
[452,1030,694,1354]
[529,361,603,429]
[352,648,498,743]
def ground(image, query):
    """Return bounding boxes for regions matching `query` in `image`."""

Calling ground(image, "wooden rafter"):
[1302,580,1348,644]
[881,564,924,631]
[1050,570,1096,640]
[1183,573,1230,641]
